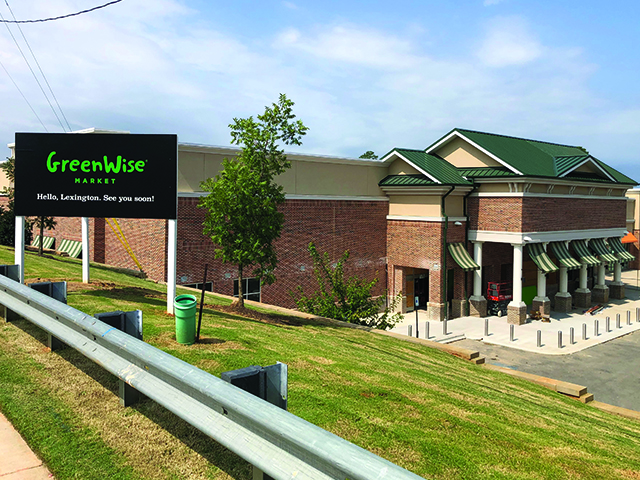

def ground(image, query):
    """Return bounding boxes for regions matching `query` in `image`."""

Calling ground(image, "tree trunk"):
[236,265,244,308]
[38,217,44,256]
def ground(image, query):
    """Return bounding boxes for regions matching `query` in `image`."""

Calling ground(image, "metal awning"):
[589,238,618,263]
[571,240,600,266]
[548,242,582,270]
[447,243,480,271]
[608,237,635,262]
[528,243,558,273]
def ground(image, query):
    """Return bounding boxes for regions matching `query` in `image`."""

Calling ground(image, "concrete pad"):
[390,276,640,356]
[0,412,52,478]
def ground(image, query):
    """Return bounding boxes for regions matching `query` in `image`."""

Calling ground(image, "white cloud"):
[477,16,544,67]
[282,1,298,10]
[483,0,506,6]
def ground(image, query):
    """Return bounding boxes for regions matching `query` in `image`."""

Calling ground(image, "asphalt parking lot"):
[457,329,640,411]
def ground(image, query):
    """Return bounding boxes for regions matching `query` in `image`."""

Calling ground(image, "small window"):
[233,278,261,302]
[182,282,213,291]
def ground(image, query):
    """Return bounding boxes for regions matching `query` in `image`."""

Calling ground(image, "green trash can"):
[174,294,197,345]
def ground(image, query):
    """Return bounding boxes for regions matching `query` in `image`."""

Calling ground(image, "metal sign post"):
[414,296,419,338]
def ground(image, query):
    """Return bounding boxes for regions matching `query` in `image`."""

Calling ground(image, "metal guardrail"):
[0,274,423,480]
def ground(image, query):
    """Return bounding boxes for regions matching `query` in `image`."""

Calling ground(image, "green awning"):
[548,242,581,270]
[589,238,618,263]
[32,235,55,250]
[447,243,480,271]
[58,239,82,258]
[571,240,600,266]
[608,237,635,262]
[528,243,558,273]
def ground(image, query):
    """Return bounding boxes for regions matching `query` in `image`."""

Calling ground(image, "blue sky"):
[1,0,639,181]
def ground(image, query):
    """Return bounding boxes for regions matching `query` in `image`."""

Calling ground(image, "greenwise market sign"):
[14,133,177,219]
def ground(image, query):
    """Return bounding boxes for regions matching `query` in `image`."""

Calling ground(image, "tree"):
[359,151,378,159]
[0,156,43,248]
[199,94,308,308]
[291,242,402,329]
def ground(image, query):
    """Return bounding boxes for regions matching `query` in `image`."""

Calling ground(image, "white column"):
[509,243,525,308]
[559,266,568,294]
[597,263,606,287]
[577,263,589,292]
[81,217,90,283]
[613,262,623,285]
[167,218,177,314]
[472,241,483,299]
[14,216,24,284]
[534,269,548,301]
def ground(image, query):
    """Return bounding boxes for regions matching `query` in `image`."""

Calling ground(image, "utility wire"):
[0,8,66,131]
[0,57,48,131]
[4,0,72,131]
[0,0,121,24]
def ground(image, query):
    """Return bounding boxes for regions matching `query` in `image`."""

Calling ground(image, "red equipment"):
[487,282,513,317]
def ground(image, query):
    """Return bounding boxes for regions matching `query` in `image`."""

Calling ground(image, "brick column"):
[592,262,609,303]
[610,261,625,299]
[507,243,527,325]
[469,241,487,317]
[574,263,591,308]
[427,265,445,321]
[393,266,406,314]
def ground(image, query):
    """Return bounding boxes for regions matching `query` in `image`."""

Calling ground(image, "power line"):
[0,8,67,131]
[0,57,48,131]
[0,0,121,24]
[4,0,72,131]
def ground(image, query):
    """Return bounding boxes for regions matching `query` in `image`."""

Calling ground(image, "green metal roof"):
[427,129,637,185]
[457,167,517,178]
[379,174,437,187]
[391,148,472,185]
[554,155,591,176]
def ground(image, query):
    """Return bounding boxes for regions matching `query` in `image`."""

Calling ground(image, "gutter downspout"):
[441,186,456,321]
[463,181,478,316]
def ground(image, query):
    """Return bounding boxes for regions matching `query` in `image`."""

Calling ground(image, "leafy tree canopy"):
[359,151,378,159]
[198,94,308,307]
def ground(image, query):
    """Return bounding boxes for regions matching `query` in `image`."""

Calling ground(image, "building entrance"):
[414,273,429,308]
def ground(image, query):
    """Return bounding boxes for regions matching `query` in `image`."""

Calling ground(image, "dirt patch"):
[308,356,335,365]
[150,331,247,352]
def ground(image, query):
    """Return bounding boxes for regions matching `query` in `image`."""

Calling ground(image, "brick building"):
[11,128,638,324]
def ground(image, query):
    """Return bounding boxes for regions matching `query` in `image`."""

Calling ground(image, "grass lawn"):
[1,246,640,479]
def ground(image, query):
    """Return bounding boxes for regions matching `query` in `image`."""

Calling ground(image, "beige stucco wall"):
[434,136,502,168]
[477,183,511,193]
[387,193,464,217]
[388,195,441,217]
[178,148,387,197]
[387,158,421,175]
[0,161,10,192]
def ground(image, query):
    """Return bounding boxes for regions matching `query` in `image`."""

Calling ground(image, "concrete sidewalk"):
[0,412,53,479]
[391,273,640,355]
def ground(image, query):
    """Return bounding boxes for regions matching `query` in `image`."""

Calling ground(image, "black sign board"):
[14,133,177,219]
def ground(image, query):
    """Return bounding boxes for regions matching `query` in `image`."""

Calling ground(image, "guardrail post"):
[424,321,429,340]
[594,319,599,336]
[484,318,489,337]
[637,307,640,323]
[627,310,631,326]
[570,327,574,345]
[509,324,514,342]
[582,323,587,340]
[222,363,288,480]
[558,331,562,349]
[407,324,412,337]
[616,313,621,329]
[442,318,447,335]
[29,281,68,350]
[606,316,610,333]
[0,265,21,322]
[94,310,144,407]
[537,330,541,348]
